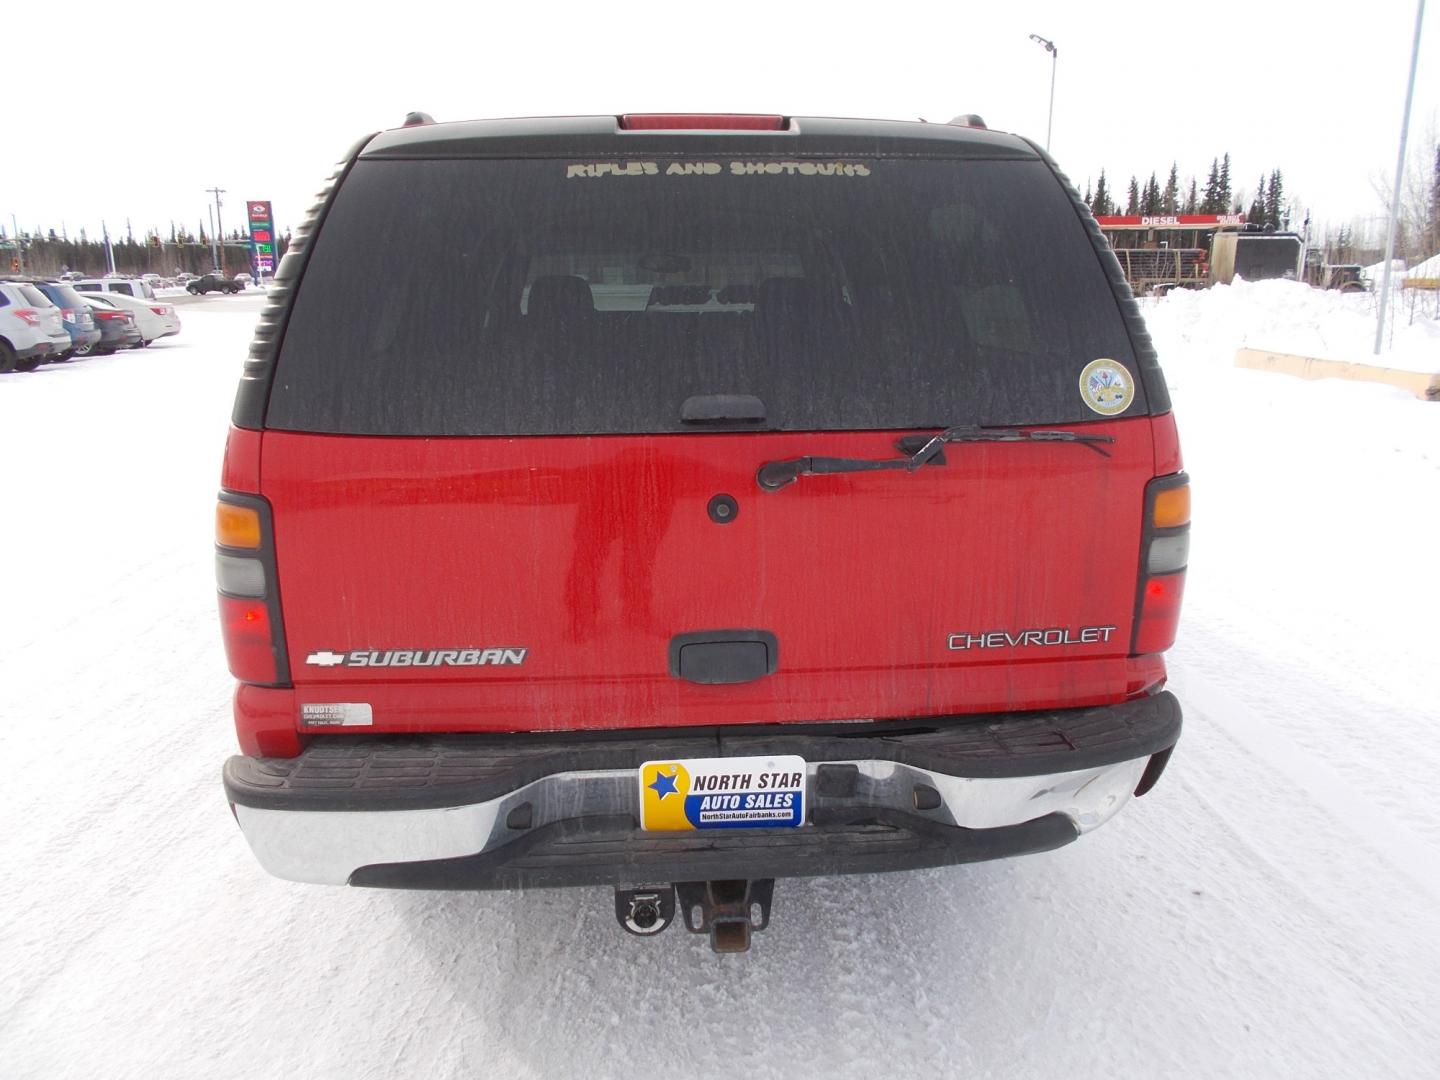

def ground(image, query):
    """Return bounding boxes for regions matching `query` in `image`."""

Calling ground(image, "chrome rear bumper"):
[225,693,1180,889]
[234,757,1148,885]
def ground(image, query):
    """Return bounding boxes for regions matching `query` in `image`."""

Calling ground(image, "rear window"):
[41,284,87,309]
[268,156,1144,435]
[17,285,53,307]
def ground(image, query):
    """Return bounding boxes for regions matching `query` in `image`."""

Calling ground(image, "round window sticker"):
[1079,359,1134,416]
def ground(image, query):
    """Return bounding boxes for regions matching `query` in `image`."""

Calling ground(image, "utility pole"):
[1376,0,1426,354]
[206,186,227,275]
[102,220,116,274]
[207,205,218,271]
[1029,34,1058,152]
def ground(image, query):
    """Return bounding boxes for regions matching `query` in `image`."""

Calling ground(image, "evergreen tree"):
[1248,175,1266,225]
[1091,170,1113,216]
[1126,177,1140,215]
[1264,169,1285,229]
[1141,172,1161,215]
[1335,224,1352,263]
[1083,178,1092,206]
[1162,163,1180,215]
[1218,153,1233,209]
[1201,158,1220,212]
[1428,146,1440,254]
[1184,178,1199,214]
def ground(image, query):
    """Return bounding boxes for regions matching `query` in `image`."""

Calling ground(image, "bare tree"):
[1369,111,1439,262]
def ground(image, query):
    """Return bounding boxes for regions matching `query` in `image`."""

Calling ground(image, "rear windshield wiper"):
[756,425,1115,491]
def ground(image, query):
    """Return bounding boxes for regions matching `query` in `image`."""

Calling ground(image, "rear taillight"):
[62,308,74,320]
[13,308,40,326]
[216,494,289,685]
[1132,473,1190,655]
[150,306,166,316]
[94,310,124,321]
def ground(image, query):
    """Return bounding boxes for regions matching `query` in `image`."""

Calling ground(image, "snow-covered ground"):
[1191,276,1440,372]
[1,286,1437,1079]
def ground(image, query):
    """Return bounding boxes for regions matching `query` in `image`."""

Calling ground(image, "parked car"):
[73,277,159,300]
[217,113,1189,953]
[0,281,63,371]
[83,297,143,353]
[81,292,180,345]
[187,273,243,295]
[32,281,102,358]
[234,273,254,287]
[0,278,72,358]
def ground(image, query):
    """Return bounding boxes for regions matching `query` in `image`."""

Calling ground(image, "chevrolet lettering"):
[947,626,1120,650]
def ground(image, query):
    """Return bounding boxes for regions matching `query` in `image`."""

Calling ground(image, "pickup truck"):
[187,273,243,295]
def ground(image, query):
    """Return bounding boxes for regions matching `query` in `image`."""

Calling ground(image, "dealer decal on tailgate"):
[639,756,806,830]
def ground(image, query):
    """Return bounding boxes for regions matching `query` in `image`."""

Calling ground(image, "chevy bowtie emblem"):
[305,650,348,667]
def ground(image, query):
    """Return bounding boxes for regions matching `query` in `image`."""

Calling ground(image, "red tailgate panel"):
[261,423,1155,735]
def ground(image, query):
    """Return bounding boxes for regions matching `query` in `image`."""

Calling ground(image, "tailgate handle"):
[669,630,779,685]
[681,395,767,424]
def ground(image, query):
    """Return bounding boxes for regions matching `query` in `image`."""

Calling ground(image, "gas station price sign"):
[247,200,275,275]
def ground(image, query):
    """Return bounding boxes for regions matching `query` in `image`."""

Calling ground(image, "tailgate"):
[265,421,1153,732]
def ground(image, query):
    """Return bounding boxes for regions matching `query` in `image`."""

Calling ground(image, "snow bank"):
[1363,257,1406,278]
[1402,251,1440,278]
[1146,277,1440,374]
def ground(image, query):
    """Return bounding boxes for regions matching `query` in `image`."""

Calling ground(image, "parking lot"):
[1,286,1437,1078]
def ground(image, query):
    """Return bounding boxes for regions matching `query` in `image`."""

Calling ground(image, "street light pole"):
[1375,0,1425,354]
[206,186,227,275]
[1029,34,1058,152]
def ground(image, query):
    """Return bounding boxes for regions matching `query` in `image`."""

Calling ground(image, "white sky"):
[5,0,1436,241]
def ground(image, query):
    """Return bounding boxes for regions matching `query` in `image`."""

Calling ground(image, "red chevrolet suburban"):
[219,113,1188,952]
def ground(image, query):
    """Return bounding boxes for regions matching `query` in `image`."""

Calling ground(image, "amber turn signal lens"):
[1153,484,1191,528]
[216,502,262,549]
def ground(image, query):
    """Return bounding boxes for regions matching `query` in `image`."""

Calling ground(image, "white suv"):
[73,277,158,300]
[0,281,69,372]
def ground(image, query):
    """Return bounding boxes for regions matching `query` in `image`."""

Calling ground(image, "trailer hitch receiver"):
[675,879,775,954]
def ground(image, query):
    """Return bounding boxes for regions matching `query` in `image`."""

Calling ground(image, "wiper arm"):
[756,425,1115,492]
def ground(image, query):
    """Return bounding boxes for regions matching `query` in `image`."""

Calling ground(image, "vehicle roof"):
[360,114,1041,161]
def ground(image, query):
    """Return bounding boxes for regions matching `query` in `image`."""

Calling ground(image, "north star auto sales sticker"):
[639,756,806,830]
